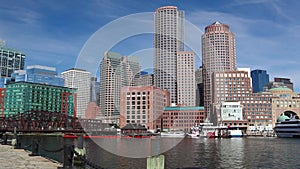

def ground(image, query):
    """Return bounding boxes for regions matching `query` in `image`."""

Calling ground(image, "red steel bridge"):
[0,89,105,133]
[0,110,104,133]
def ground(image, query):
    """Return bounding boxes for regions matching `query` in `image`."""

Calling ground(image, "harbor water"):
[18,136,300,168]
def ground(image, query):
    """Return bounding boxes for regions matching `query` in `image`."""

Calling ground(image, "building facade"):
[219,101,248,129]
[274,77,293,91]
[121,56,141,86]
[133,73,154,87]
[0,46,25,78]
[10,65,64,86]
[270,87,300,127]
[99,52,141,123]
[195,66,204,107]
[202,22,236,119]
[177,51,195,106]
[212,70,252,125]
[100,52,121,119]
[120,86,170,131]
[61,68,91,118]
[212,69,273,132]
[251,69,269,93]
[162,106,205,131]
[154,6,184,104]
[3,82,75,116]
[245,92,273,132]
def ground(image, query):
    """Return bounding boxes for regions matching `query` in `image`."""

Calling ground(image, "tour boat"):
[274,114,300,138]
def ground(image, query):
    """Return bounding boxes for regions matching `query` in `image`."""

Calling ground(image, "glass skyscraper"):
[12,65,64,86]
[251,69,269,93]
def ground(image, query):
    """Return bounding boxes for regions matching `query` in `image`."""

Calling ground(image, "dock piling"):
[29,138,39,156]
[61,144,74,169]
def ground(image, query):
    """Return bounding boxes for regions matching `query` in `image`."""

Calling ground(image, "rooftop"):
[269,86,292,91]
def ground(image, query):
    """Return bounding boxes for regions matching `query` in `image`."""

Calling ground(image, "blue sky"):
[0,0,300,91]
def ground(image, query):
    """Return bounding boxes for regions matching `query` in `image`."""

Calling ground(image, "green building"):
[4,82,76,116]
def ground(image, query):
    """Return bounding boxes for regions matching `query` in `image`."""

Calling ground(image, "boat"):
[274,113,300,138]
[229,129,243,137]
[188,123,243,138]
[160,131,186,138]
[187,125,200,138]
[187,123,224,138]
[199,122,226,138]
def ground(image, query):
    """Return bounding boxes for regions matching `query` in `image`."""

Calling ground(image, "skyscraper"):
[202,22,236,119]
[121,56,141,86]
[61,68,91,118]
[0,46,25,77]
[100,52,121,119]
[251,69,269,93]
[154,6,184,104]
[177,51,195,106]
[99,52,141,122]
[195,66,204,106]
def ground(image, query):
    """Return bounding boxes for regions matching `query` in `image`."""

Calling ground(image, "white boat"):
[187,125,200,138]
[274,113,300,138]
[188,123,242,138]
[187,123,222,138]
[199,122,226,138]
[229,130,243,137]
[160,131,186,138]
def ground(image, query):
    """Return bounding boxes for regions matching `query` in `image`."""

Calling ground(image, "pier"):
[0,144,62,169]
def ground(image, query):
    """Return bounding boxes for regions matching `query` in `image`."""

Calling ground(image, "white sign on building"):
[220,102,243,121]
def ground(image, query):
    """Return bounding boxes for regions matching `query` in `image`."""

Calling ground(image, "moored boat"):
[229,130,243,137]
[274,113,300,138]
[160,131,186,138]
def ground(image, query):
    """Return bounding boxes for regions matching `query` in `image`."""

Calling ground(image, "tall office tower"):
[100,52,121,118]
[121,56,141,86]
[154,6,184,104]
[195,66,204,106]
[0,45,25,77]
[99,52,141,122]
[61,68,91,118]
[251,69,269,93]
[90,77,99,102]
[202,21,236,119]
[10,65,65,86]
[133,73,154,86]
[177,51,195,106]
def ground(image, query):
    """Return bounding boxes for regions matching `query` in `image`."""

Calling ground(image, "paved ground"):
[0,144,62,169]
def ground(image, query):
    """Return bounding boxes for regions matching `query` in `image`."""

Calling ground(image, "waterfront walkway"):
[0,144,62,169]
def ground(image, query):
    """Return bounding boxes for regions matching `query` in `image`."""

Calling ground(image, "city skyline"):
[1,0,300,90]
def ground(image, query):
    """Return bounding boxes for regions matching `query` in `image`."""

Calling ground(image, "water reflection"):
[93,137,183,158]
[18,136,300,169]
